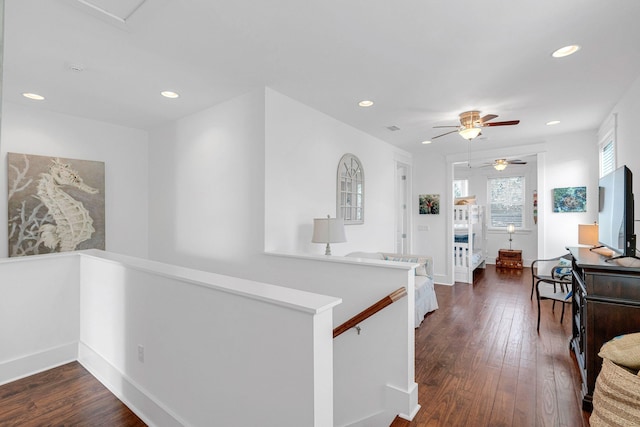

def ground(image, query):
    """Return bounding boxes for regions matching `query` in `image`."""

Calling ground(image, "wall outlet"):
[418,225,429,231]
[138,344,145,363]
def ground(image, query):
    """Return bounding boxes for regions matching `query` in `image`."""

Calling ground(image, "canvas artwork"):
[553,186,587,213]
[419,194,440,215]
[7,153,105,257]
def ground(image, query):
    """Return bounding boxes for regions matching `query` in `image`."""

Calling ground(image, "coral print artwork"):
[419,194,440,215]
[7,153,105,257]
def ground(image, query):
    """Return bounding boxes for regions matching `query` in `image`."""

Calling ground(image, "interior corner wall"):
[264,88,411,256]
[606,73,640,222]
[147,89,266,276]
[0,101,149,258]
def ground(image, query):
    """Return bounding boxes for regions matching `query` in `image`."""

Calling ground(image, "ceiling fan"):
[484,158,527,171]
[432,110,520,141]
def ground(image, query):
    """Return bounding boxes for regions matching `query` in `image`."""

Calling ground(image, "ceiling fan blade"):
[431,130,458,139]
[433,125,459,129]
[508,160,527,164]
[480,114,498,123]
[482,120,520,127]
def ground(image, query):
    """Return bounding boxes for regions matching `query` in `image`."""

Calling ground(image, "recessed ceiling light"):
[421,140,432,145]
[161,91,180,99]
[358,100,374,107]
[546,120,561,126]
[22,92,45,101]
[552,45,581,58]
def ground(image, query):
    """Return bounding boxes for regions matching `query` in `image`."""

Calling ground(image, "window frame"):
[487,174,526,229]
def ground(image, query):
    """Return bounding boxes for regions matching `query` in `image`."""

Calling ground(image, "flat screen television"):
[598,165,636,258]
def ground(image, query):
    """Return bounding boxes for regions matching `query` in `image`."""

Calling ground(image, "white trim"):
[0,342,78,386]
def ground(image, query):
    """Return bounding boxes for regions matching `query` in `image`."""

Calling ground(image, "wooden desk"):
[496,249,523,269]
[568,246,640,411]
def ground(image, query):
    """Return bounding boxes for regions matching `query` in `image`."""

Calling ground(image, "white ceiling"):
[4,0,640,156]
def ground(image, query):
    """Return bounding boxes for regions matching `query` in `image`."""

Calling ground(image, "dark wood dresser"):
[568,247,640,411]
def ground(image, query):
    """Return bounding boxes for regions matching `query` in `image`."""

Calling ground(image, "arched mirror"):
[336,153,364,225]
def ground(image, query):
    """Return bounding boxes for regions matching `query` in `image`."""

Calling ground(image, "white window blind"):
[488,176,525,227]
[600,140,615,177]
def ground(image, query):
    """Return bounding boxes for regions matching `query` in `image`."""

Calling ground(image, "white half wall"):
[0,254,80,385]
[0,101,149,258]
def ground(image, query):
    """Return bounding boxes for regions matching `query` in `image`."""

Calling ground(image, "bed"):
[453,205,487,284]
[345,251,438,327]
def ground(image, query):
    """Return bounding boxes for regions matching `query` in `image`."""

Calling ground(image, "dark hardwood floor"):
[0,361,145,426]
[1,265,590,426]
[396,265,590,427]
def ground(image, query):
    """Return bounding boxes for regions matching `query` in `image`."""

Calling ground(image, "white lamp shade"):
[459,127,482,140]
[312,217,347,243]
[507,223,516,234]
[579,223,599,246]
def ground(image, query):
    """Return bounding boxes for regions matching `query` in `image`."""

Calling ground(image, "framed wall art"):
[419,194,440,215]
[7,153,105,257]
[553,186,586,213]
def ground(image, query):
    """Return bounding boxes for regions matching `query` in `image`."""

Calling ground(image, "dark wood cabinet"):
[568,247,640,411]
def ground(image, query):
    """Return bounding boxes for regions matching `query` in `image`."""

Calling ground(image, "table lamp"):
[312,215,346,255]
[578,223,599,248]
[507,223,515,250]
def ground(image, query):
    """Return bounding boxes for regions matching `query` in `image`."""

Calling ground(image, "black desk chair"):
[531,253,573,332]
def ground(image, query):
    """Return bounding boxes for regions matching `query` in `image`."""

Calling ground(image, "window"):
[337,154,364,224]
[488,176,525,227]
[453,179,469,198]
[600,140,615,177]
[599,113,616,178]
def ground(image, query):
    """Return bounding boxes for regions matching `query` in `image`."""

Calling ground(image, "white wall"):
[411,151,448,282]
[539,130,599,257]
[147,89,266,276]
[265,88,412,256]
[605,74,640,222]
[0,101,149,258]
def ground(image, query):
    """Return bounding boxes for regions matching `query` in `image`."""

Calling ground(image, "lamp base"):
[325,243,332,256]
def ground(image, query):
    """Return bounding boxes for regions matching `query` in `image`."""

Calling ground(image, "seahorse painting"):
[8,153,105,257]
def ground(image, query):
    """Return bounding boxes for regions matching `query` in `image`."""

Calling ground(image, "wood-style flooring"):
[395,265,591,427]
[0,265,590,426]
[0,361,145,426]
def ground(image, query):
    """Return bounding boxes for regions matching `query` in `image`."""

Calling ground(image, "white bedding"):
[415,275,438,327]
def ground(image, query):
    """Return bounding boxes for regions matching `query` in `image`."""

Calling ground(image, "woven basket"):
[591,358,640,426]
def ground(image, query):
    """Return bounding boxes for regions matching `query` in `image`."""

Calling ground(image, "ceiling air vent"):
[386,125,401,132]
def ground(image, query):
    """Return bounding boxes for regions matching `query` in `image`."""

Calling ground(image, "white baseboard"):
[78,342,187,427]
[386,382,420,420]
[0,342,77,386]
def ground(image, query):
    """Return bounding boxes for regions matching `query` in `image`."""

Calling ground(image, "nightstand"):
[496,249,523,269]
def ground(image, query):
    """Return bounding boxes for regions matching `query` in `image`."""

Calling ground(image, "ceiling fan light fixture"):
[358,100,374,107]
[493,159,508,171]
[459,127,482,140]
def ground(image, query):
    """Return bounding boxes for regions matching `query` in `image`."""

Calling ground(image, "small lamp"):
[507,223,516,250]
[578,223,599,248]
[312,214,347,255]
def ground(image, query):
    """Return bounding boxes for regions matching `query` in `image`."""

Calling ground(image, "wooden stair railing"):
[333,287,407,338]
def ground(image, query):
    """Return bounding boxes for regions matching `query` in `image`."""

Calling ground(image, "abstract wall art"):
[7,153,105,257]
[553,186,586,213]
